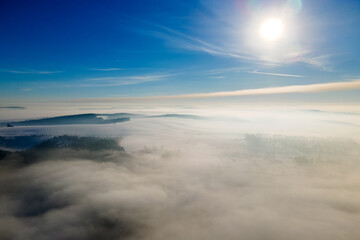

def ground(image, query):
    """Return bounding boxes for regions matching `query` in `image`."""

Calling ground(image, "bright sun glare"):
[260,19,283,41]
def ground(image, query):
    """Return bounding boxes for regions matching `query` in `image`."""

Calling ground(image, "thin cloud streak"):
[144,22,256,61]
[142,21,331,69]
[1,69,62,74]
[40,74,172,88]
[76,80,360,101]
[87,74,171,82]
[210,76,226,79]
[90,68,124,71]
[246,70,304,78]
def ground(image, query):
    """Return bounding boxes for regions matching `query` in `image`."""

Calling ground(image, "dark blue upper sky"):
[1,0,360,103]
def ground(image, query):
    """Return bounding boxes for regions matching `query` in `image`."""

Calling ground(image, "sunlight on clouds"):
[197,0,310,65]
[243,7,300,63]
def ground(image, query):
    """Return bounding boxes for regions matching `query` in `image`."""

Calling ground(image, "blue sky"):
[1,0,360,103]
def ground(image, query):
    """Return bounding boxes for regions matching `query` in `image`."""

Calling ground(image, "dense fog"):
[1,108,360,239]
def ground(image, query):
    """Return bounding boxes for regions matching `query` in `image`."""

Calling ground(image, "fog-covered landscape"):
[0,105,360,239]
[2,0,360,239]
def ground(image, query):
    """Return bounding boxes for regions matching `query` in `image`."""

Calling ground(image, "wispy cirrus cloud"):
[81,74,172,87]
[41,73,172,88]
[76,79,360,101]
[90,68,124,71]
[145,22,256,61]
[246,70,304,78]
[193,67,303,78]
[1,69,62,74]
[210,76,226,79]
[301,54,334,72]
[87,74,170,82]
[140,17,333,70]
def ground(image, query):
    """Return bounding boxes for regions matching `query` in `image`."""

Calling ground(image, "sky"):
[1,0,360,104]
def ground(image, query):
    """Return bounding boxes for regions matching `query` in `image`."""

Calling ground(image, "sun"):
[260,19,283,41]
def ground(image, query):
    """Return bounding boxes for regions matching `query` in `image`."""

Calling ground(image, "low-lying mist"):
[0,133,360,239]
[0,108,360,239]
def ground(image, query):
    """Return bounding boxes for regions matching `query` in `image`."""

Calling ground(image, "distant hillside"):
[2,113,133,127]
[0,149,10,160]
[33,135,124,151]
[0,135,50,151]
[0,136,126,165]
[0,134,126,152]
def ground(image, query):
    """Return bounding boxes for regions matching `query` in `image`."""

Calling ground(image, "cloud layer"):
[0,121,360,240]
[76,79,360,101]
